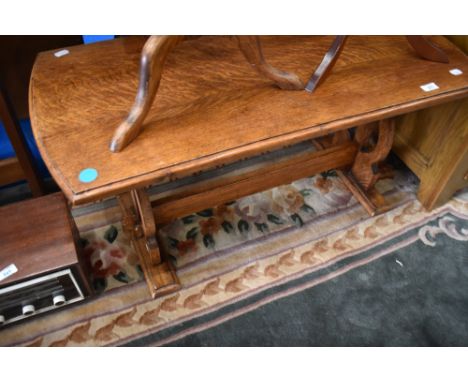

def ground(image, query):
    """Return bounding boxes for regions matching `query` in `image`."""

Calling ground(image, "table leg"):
[351,119,395,190]
[118,188,180,299]
[347,119,395,214]
[314,119,396,216]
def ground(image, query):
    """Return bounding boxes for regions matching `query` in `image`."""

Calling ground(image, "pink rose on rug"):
[304,176,353,212]
[83,240,128,278]
[234,194,270,223]
[269,185,304,215]
[215,204,235,220]
[176,239,198,255]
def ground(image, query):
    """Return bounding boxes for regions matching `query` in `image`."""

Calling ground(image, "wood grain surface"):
[29,36,468,205]
[394,98,468,209]
[0,193,81,286]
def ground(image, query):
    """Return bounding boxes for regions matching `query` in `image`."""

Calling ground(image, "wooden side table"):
[28,36,468,298]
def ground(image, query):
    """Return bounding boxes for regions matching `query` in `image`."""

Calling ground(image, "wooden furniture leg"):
[110,36,184,153]
[0,85,46,196]
[118,188,179,299]
[314,120,396,216]
[312,130,378,216]
[406,36,449,63]
[236,36,304,90]
[349,119,395,214]
[305,36,348,93]
[351,119,395,190]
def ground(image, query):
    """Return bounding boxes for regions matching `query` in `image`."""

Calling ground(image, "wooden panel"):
[394,100,463,168]
[29,36,468,205]
[0,157,24,186]
[394,97,468,209]
[152,141,357,224]
[393,130,429,177]
[417,101,468,209]
[0,193,81,286]
[425,149,468,207]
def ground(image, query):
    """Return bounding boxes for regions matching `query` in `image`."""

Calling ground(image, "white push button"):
[22,305,35,316]
[53,294,66,306]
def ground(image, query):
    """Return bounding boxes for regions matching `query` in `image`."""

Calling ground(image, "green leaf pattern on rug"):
[320,170,337,179]
[182,215,196,224]
[104,225,118,243]
[79,237,89,248]
[291,213,304,227]
[156,174,356,258]
[93,277,107,294]
[168,237,179,249]
[238,219,250,233]
[222,221,234,233]
[255,222,269,233]
[301,203,315,213]
[113,271,132,284]
[203,233,215,248]
[186,227,199,241]
[136,265,144,279]
[197,209,213,217]
[267,214,284,225]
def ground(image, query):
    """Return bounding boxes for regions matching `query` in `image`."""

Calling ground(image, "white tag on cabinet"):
[0,264,18,282]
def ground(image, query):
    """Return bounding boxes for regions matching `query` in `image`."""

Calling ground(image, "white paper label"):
[420,82,439,92]
[54,49,70,58]
[449,68,463,76]
[0,264,18,282]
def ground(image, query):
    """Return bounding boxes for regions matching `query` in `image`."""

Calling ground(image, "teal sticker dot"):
[79,168,98,183]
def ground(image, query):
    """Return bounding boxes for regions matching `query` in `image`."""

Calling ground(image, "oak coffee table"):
[29,36,468,298]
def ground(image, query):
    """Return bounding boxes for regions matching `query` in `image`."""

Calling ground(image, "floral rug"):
[80,169,377,294]
[1,168,467,346]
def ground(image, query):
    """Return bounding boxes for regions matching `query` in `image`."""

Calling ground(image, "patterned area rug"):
[1,168,467,346]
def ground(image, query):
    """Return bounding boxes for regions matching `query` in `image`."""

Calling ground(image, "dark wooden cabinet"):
[0,192,91,326]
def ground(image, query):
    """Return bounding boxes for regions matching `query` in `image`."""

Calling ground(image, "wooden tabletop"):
[29,36,468,205]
